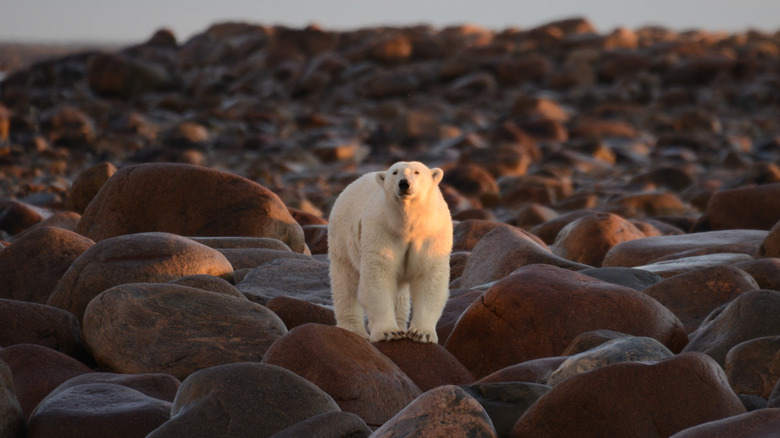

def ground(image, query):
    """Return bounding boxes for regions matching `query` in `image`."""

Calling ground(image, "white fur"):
[328,161,453,343]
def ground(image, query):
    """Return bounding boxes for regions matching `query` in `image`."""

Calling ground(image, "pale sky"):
[2,0,779,44]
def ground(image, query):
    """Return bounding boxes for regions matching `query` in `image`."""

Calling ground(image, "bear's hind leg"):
[330,259,369,339]
[395,284,411,331]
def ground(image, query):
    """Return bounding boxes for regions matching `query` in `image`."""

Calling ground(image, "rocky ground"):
[1,16,780,437]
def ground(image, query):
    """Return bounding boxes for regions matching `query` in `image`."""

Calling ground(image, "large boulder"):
[724,336,780,399]
[642,265,759,333]
[47,232,233,323]
[0,299,83,357]
[65,162,117,214]
[371,385,497,438]
[0,226,93,303]
[261,324,421,427]
[552,212,646,267]
[458,225,590,289]
[511,353,746,438]
[27,383,172,438]
[147,363,342,438]
[76,163,305,252]
[83,282,287,380]
[683,289,780,365]
[0,344,93,419]
[603,230,767,267]
[445,264,688,378]
[373,339,475,391]
[706,183,780,230]
[669,409,780,438]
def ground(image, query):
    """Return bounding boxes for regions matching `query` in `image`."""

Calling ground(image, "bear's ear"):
[376,171,386,186]
[431,168,444,185]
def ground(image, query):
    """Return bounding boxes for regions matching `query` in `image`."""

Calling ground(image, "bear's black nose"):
[398,179,410,192]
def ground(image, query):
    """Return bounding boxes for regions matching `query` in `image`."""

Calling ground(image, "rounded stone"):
[82,282,286,379]
[0,299,83,357]
[261,323,421,427]
[76,163,305,252]
[551,212,646,267]
[371,385,497,438]
[0,226,93,303]
[373,338,475,391]
[445,264,688,379]
[47,232,234,323]
[147,362,340,438]
[511,353,746,438]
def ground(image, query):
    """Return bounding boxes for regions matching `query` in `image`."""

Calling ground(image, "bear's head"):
[376,161,443,202]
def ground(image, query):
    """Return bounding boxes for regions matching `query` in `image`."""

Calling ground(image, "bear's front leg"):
[407,265,450,343]
[358,257,406,342]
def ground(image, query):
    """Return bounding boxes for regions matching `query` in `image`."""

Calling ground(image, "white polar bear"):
[328,161,453,343]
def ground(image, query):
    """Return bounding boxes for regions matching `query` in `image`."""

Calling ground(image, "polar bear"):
[328,161,453,343]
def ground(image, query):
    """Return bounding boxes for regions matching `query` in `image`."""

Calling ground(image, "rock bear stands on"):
[328,161,453,343]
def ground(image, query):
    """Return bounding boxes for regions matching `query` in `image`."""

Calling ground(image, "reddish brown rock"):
[531,209,594,244]
[14,212,82,238]
[0,299,83,357]
[725,336,780,399]
[0,226,93,303]
[736,258,780,291]
[0,200,51,236]
[371,385,497,438]
[511,353,746,438]
[436,289,482,345]
[453,220,546,253]
[669,409,780,438]
[683,290,780,365]
[27,383,172,438]
[0,344,92,419]
[373,339,474,391]
[445,264,688,378]
[47,232,233,323]
[458,225,589,289]
[602,230,767,268]
[642,265,759,333]
[759,220,780,257]
[0,360,24,438]
[76,163,305,252]
[477,357,567,384]
[261,324,421,427]
[302,224,328,255]
[442,164,500,206]
[147,362,341,438]
[607,191,688,217]
[265,295,335,330]
[65,162,117,214]
[551,212,646,267]
[706,183,780,230]
[83,283,287,380]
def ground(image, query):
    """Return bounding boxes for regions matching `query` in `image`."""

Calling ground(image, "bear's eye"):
[392,171,398,175]
[414,171,420,175]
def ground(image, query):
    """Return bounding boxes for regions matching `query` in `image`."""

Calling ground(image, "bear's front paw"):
[407,328,437,344]
[371,329,407,342]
